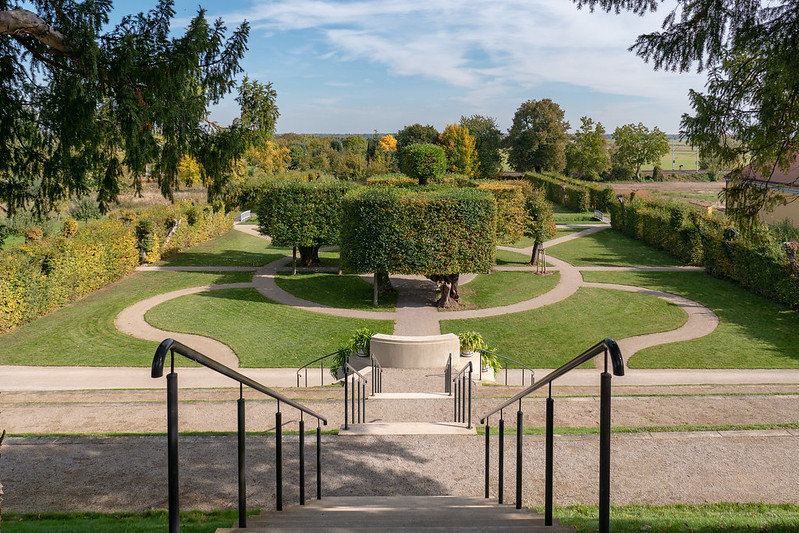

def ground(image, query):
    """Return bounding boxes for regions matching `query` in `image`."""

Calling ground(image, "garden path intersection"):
[4,222,799,516]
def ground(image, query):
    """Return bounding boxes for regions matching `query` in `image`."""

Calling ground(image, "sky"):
[115,0,706,135]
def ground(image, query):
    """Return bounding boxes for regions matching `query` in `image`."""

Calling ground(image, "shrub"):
[477,182,526,243]
[366,175,418,188]
[135,218,160,263]
[24,226,43,242]
[69,195,102,221]
[399,143,448,185]
[62,218,78,238]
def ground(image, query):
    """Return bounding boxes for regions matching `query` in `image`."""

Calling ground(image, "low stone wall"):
[369,333,460,368]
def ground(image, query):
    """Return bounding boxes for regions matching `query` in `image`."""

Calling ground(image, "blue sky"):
[116,0,705,134]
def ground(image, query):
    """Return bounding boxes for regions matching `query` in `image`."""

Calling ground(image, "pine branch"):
[0,9,70,54]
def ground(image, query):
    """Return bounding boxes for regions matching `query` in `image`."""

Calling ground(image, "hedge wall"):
[0,202,235,333]
[609,196,799,308]
[254,181,354,247]
[366,174,418,188]
[340,187,496,275]
[476,182,526,244]
[526,172,614,211]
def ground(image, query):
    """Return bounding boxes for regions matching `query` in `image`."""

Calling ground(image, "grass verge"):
[274,272,396,310]
[495,248,533,265]
[0,271,253,366]
[548,228,682,267]
[550,503,799,533]
[1,510,248,533]
[581,271,799,368]
[441,287,686,368]
[458,272,560,308]
[145,288,394,367]
[160,230,287,267]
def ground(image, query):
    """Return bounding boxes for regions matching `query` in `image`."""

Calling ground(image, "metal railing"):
[343,363,368,429]
[477,349,536,386]
[452,360,473,429]
[479,338,624,533]
[444,353,452,394]
[296,348,351,387]
[371,354,383,395]
[151,338,328,533]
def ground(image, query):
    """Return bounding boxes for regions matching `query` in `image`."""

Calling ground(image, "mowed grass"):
[495,248,533,265]
[274,272,397,310]
[582,271,799,368]
[1,510,243,533]
[441,287,686,367]
[548,228,682,267]
[553,503,799,533]
[160,230,288,267]
[0,271,253,366]
[458,271,560,308]
[145,288,393,367]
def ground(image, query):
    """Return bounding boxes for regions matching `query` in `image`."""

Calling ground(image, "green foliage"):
[611,123,670,180]
[334,152,368,181]
[366,174,419,188]
[399,143,448,185]
[609,195,799,308]
[458,330,485,353]
[254,180,354,247]
[565,116,610,180]
[135,218,160,263]
[524,186,557,245]
[476,181,526,243]
[395,123,440,152]
[0,1,250,214]
[342,135,368,155]
[506,99,570,173]
[235,75,279,143]
[340,187,496,276]
[69,195,102,222]
[439,123,479,177]
[460,115,503,177]
[349,327,376,354]
[0,218,139,333]
[526,172,614,211]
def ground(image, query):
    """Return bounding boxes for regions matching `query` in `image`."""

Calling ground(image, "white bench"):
[594,210,604,221]
[236,210,251,222]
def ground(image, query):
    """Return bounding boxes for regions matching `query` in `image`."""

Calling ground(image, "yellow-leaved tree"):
[439,124,478,177]
[177,155,203,187]
[378,134,398,152]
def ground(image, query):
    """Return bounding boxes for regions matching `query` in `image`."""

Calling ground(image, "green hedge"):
[526,172,614,211]
[476,182,526,244]
[254,181,354,247]
[0,203,234,333]
[610,196,799,308]
[0,219,139,333]
[340,187,496,275]
[366,174,418,188]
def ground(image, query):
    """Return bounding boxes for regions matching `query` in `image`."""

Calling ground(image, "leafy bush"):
[366,174,418,188]
[477,182,526,243]
[135,218,160,263]
[23,226,43,242]
[69,195,103,221]
[62,218,78,237]
[399,143,448,185]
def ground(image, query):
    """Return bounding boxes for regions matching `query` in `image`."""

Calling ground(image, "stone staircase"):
[216,495,574,532]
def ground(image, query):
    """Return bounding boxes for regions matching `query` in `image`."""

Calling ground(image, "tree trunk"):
[298,246,320,267]
[530,241,541,265]
[429,273,460,308]
[0,9,70,54]
[372,271,394,306]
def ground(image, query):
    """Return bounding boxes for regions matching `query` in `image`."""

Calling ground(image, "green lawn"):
[275,272,396,310]
[1,510,244,533]
[161,230,288,267]
[0,271,252,366]
[553,503,799,533]
[548,229,682,267]
[441,287,686,367]
[582,271,799,368]
[495,248,533,265]
[145,288,394,367]
[459,271,560,309]
[552,205,604,224]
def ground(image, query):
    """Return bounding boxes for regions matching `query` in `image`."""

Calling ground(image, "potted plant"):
[480,348,501,376]
[329,347,352,379]
[349,327,375,357]
[458,331,485,357]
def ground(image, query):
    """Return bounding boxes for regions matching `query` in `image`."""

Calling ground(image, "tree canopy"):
[439,123,478,177]
[574,0,799,221]
[460,115,502,178]
[611,123,669,181]
[506,99,569,174]
[565,116,610,181]
[0,0,250,215]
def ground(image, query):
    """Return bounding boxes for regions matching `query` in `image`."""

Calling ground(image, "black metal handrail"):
[452,360,473,429]
[343,363,368,429]
[152,338,328,533]
[479,338,624,533]
[296,348,351,387]
[476,348,536,386]
[444,353,452,394]
[370,354,383,395]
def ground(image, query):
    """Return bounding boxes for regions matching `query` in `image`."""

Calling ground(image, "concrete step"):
[338,422,476,435]
[217,495,573,532]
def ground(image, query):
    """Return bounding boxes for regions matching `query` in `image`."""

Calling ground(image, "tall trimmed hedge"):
[340,187,496,275]
[526,172,614,211]
[399,143,448,185]
[254,181,354,247]
[610,196,799,308]
[477,182,526,244]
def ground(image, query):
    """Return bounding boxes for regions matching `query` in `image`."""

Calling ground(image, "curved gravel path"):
[117,223,720,369]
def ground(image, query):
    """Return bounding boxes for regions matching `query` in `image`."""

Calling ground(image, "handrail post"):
[362,381,367,422]
[357,378,361,423]
[445,354,452,395]
[484,422,490,498]
[351,375,356,423]
[276,409,283,511]
[167,369,179,533]
[599,370,612,533]
[316,424,322,500]
[498,416,504,504]
[516,407,523,510]
[238,389,247,528]
[299,419,305,506]
[545,392,554,526]
[344,365,349,430]
[467,363,472,429]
